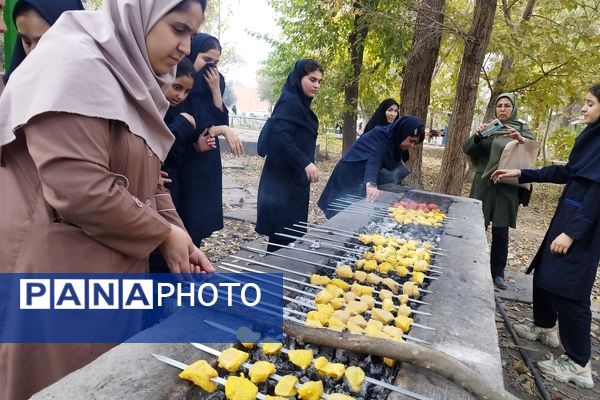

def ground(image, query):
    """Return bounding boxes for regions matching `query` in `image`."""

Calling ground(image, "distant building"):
[232,84,271,116]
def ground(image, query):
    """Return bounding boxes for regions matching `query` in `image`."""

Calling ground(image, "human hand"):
[366,184,380,203]
[476,123,489,136]
[159,224,198,274]
[504,127,525,144]
[550,233,574,255]
[189,246,215,273]
[180,112,196,129]
[491,169,520,184]
[204,65,220,94]
[222,127,244,157]
[159,170,172,186]
[305,163,319,183]
[194,129,217,152]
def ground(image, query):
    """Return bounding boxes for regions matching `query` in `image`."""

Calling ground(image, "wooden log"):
[284,322,519,400]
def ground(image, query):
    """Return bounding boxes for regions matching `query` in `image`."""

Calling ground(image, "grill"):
[32,188,503,400]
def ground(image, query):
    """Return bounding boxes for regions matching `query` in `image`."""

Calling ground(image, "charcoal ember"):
[343,351,364,367]
[304,366,320,381]
[334,348,349,363]
[273,359,297,376]
[368,358,385,377]
[366,383,390,400]
[205,391,226,400]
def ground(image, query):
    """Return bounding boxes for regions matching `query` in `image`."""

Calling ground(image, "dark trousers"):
[490,226,509,278]
[533,285,591,367]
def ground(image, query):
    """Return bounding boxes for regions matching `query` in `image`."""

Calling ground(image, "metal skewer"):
[269,234,438,280]
[341,194,457,221]
[202,322,434,400]
[274,232,365,256]
[329,202,389,217]
[190,343,330,399]
[297,222,448,256]
[151,354,272,399]
[284,227,370,249]
[229,255,433,300]
[220,262,432,317]
[263,241,357,261]
[257,246,434,293]
[243,246,441,282]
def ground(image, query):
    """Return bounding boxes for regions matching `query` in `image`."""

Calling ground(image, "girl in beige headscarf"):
[0,1,211,398]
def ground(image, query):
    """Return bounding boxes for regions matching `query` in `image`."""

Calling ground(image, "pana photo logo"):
[19,278,261,310]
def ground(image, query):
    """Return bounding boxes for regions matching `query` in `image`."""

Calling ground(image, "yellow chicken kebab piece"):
[328,394,355,400]
[274,375,298,397]
[248,361,276,383]
[287,349,314,369]
[344,366,366,393]
[178,360,218,393]
[224,375,258,400]
[313,356,346,379]
[297,380,324,400]
[261,341,283,356]
[218,347,249,373]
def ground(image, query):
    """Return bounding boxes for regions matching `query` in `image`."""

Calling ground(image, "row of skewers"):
[154,195,449,400]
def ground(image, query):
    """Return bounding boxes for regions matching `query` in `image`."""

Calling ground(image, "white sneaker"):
[538,355,594,389]
[513,322,560,348]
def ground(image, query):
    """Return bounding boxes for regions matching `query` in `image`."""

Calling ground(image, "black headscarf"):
[3,0,84,84]
[269,59,319,134]
[566,120,600,183]
[184,33,227,130]
[363,98,399,134]
[342,116,423,166]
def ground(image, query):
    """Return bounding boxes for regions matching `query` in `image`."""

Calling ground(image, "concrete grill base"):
[32,189,502,400]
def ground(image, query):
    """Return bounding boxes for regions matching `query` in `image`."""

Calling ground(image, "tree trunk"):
[541,108,552,164]
[342,1,379,154]
[399,0,446,189]
[284,323,520,400]
[437,0,497,195]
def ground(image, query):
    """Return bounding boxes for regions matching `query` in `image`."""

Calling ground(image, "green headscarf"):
[481,93,534,180]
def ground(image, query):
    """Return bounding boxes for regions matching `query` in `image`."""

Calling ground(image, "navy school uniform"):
[318,116,422,219]
[177,34,229,244]
[519,120,600,365]
[256,59,319,248]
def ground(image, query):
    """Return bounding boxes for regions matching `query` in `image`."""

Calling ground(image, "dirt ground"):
[203,144,599,399]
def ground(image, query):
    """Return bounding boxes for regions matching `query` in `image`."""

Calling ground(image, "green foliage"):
[483,0,600,127]
[258,0,415,131]
[547,127,576,161]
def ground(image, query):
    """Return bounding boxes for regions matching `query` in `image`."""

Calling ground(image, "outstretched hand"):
[491,169,520,184]
[222,128,244,157]
[366,185,380,203]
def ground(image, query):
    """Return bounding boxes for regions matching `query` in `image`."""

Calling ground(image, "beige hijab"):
[0,0,184,161]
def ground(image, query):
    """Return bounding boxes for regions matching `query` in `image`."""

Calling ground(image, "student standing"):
[492,84,600,389]
[179,33,243,245]
[256,58,323,252]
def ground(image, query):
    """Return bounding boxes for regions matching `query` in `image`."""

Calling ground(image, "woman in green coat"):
[463,93,534,289]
